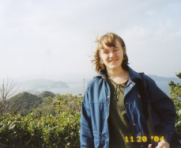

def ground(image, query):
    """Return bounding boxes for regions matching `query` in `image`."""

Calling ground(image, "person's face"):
[99,41,125,71]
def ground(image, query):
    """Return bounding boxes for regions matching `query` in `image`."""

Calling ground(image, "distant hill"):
[6,91,43,114]
[26,89,40,95]
[148,75,181,94]
[148,75,178,81]
[38,91,56,104]
[22,79,69,90]
[38,91,55,99]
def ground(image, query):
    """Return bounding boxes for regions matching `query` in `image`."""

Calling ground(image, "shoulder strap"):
[135,73,149,120]
[134,73,157,146]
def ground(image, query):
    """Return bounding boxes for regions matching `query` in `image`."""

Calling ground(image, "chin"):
[107,64,122,71]
[107,66,119,70]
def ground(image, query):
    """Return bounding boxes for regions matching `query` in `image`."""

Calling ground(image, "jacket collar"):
[128,67,142,80]
[94,66,142,80]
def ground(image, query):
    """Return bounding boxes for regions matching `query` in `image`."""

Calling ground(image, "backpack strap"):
[133,73,157,146]
[133,73,149,120]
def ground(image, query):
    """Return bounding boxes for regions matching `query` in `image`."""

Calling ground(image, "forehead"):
[101,41,122,50]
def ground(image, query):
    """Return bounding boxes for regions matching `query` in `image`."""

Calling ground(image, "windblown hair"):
[92,32,129,73]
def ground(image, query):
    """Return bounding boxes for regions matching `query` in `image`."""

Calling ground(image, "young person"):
[80,33,176,148]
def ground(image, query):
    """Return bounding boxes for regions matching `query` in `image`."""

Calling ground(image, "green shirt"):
[107,76,137,148]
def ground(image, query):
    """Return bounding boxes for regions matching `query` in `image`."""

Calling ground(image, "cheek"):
[100,56,107,62]
[102,58,107,64]
[118,53,124,59]
[100,57,106,64]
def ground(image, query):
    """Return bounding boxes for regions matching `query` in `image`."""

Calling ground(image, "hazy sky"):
[0,0,181,82]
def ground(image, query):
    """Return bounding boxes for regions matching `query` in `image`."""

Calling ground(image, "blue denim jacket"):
[80,67,176,148]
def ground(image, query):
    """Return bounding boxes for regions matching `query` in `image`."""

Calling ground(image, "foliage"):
[0,93,82,148]
[33,93,82,116]
[38,91,55,99]
[169,72,181,135]
[5,92,43,115]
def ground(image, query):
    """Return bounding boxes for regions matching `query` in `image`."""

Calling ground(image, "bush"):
[169,73,181,135]
[0,94,82,148]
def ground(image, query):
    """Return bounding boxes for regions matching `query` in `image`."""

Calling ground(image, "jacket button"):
[138,95,141,98]
[106,139,109,142]
[107,96,110,98]
[133,123,136,126]
[125,102,128,105]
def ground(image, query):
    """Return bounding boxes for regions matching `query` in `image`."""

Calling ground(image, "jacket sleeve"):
[144,74,176,144]
[80,90,94,148]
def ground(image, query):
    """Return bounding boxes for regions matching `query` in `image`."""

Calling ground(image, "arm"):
[144,74,176,144]
[80,91,94,148]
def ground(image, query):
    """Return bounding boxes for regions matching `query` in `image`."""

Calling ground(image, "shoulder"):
[86,77,105,91]
[86,78,98,90]
[141,73,168,99]
[128,67,157,87]
[83,76,106,104]
[141,73,157,88]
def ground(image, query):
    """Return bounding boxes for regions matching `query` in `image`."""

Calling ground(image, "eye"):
[114,48,120,52]
[103,51,109,54]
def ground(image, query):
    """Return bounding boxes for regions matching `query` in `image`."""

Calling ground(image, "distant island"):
[20,78,69,94]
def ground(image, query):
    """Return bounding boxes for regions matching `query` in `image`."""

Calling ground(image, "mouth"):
[109,59,117,63]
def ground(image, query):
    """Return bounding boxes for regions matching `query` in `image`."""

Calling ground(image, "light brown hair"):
[92,32,129,73]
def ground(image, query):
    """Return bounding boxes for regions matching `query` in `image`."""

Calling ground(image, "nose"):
[109,52,115,57]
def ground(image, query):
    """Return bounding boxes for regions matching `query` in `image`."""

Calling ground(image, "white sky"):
[0,0,181,81]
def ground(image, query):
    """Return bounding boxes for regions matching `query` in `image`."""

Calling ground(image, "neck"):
[107,67,127,78]
[106,67,129,84]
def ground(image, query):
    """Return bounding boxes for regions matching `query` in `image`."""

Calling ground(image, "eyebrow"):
[102,47,119,50]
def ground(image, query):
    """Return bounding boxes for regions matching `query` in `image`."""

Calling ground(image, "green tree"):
[169,72,181,134]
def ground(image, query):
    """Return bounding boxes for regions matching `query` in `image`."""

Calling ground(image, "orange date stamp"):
[125,136,165,143]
